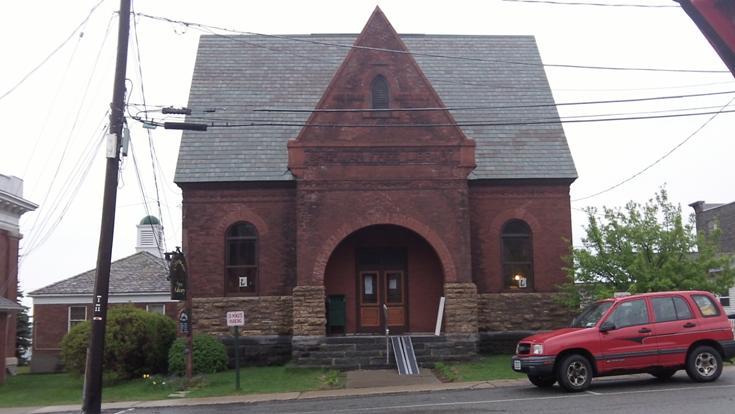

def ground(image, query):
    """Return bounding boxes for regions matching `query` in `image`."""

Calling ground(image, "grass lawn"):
[0,366,342,408]
[433,355,526,382]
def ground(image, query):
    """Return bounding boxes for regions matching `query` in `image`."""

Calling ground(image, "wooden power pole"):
[82,0,130,412]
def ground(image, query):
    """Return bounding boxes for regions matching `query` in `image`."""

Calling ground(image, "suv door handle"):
[638,328,651,333]
[683,322,696,328]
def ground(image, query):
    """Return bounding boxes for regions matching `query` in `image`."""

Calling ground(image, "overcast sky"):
[1,0,733,310]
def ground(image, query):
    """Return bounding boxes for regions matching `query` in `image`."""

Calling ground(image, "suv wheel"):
[557,354,592,392]
[686,345,722,382]
[528,375,556,388]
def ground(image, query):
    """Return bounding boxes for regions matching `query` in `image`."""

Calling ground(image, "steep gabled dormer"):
[288,6,475,181]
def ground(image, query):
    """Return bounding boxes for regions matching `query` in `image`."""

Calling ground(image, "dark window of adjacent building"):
[146,304,165,315]
[225,222,258,295]
[371,75,389,109]
[501,219,533,289]
[652,296,693,322]
[68,306,87,331]
[692,294,721,317]
[718,288,730,307]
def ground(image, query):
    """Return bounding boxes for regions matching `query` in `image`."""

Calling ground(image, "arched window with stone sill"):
[501,219,534,290]
[225,222,258,295]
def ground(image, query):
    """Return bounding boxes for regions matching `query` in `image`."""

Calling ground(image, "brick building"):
[28,216,176,372]
[690,200,735,313]
[175,8,577,367]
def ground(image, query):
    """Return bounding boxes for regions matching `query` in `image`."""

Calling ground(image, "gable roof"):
[175,31,577,183]
[28,251,168,296]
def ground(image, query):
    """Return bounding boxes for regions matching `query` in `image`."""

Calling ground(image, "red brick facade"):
[178,8,574,350]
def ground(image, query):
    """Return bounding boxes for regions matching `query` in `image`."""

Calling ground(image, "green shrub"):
[60,321,91,375]
[168,334,228,375]
[59,305,176,380]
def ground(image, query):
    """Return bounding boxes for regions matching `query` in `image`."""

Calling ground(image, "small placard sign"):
[226,311,245,327]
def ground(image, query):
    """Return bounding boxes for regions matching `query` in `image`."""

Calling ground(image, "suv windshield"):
[571,301,613,328]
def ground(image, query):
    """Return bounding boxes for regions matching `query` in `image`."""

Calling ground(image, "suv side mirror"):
[599,320,615,333]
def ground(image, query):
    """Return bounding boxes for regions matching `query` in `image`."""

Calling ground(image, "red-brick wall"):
[181,183,297,297]
[469,181,573,293]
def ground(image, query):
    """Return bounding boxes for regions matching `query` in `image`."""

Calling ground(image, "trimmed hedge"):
[60,305,176,380]
[168,334,228,375]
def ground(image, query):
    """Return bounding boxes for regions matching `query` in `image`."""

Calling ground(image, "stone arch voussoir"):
[312,213,456,284]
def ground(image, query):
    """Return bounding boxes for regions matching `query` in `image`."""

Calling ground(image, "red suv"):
[512,291,735,392]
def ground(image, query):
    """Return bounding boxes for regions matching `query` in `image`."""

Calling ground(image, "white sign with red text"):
[226,311,245,327]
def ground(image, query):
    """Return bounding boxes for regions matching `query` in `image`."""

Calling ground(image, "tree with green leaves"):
[16,289,31,365]
[562,188,734,307]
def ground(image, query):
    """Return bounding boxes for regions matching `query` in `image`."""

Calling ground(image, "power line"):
[129,89,735,115]
[21,117,108,258]
[250,90,735,113]
[134,12,729,74]
[501,0,678,8]
[571,96,735,203]
[131,2,167,254]
[0,0,107,102]
[130,106,735,129]
[128,138,167,265]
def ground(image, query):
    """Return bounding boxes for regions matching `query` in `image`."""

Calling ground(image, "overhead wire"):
[129,105,735,129]
[501,0,679,8]
[21,114,109,258]
[128,137,169,271]
[571,95,735,202]
[23,13,114,247]
[131,2,167,255]
[0,0,108,102]
[134,12,729,74]
[128,89,735,115]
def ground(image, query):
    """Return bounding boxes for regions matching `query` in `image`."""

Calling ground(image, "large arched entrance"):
[324,225,444,334]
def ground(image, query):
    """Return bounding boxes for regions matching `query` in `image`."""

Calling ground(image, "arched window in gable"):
[371,75,389,109]
[501,219,533,290]
[225,222,258,295]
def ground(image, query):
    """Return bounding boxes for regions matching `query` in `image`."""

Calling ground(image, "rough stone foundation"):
[221,335,292,367]
[292,285,326,337]
[292,334,477,369]
[477,292,573,332]
[192,296,292,336]
[444,282,478,334]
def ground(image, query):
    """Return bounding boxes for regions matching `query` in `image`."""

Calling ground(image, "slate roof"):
[175,34,577,183]
[28,251,168,296]
[0,297,23,312]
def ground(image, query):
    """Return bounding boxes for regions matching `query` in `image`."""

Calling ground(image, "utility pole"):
[82,0,130,413]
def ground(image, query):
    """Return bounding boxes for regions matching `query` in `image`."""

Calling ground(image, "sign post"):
[226,311,245,390]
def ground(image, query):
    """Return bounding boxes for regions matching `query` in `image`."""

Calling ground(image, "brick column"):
[443,282,478,334]
[292,286,326,337]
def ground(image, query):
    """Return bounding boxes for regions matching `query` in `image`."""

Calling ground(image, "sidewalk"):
[0,369,528,414]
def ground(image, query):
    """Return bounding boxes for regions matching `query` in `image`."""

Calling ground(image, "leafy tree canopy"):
[562,188,734,307]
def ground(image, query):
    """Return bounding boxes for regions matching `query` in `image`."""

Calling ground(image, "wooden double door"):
[357,248,407,333]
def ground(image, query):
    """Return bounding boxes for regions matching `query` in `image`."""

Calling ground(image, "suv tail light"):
[730,319,735,337]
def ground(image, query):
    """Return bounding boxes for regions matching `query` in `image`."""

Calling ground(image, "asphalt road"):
[92,372,735,414]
